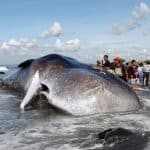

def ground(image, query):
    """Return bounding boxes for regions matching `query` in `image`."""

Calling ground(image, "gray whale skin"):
[1,54,140,115]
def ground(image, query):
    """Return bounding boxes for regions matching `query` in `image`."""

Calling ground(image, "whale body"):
[1,54,140,115]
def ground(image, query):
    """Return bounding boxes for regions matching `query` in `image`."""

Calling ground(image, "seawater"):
[0,66,150,150]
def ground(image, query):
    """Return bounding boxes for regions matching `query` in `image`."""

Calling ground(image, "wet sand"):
[0,86,149,150]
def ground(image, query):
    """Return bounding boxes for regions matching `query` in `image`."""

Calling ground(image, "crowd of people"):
[96,55,150,88]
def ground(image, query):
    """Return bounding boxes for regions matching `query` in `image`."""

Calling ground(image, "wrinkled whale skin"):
[1,54,140,115]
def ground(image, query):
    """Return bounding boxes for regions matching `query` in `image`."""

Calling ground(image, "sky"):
[0,0,150,64]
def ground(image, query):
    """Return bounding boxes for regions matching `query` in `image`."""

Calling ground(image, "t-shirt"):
[137,67,143,75]
[115,67,123,76]
[144,64,150,73]
[128,65,138,78]
[110,63,126,77]
[103,60,111,67]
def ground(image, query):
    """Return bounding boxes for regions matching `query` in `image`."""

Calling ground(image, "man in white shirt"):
[143,62,150,87]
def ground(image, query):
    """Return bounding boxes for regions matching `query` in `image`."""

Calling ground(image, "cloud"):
[0,37,80,60]
[143,28,150,35]
[54,38,80,51]
[0,38,37,56]
[112,2,150,35]
[80,39,150,62]
[40,22,63,38]
[132,2,150,18]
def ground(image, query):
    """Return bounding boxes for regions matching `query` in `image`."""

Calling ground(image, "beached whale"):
[0,54,140,115]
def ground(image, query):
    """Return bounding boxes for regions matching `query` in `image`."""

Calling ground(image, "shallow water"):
[0,67,150,150]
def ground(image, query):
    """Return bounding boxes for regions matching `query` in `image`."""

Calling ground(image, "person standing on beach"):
[101,55,111,71]
[137,63,144,86]
[110,57,128,82]
[96,55,111,71]
[128,60,138,78]
[128,60,139,86]
[143,61,150,87]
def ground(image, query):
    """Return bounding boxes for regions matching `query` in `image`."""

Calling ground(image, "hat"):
[114,57,121,61]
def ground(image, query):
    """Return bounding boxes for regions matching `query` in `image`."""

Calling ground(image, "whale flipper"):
[20,71,41,110]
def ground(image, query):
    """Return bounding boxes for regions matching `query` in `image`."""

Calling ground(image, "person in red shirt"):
[128,60,138,79]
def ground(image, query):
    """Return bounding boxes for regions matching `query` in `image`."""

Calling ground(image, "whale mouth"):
[39,83,57,108]
[41,83,49,93]
[39,83,50,101]
[39,84,69,114]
